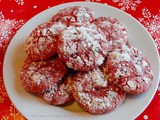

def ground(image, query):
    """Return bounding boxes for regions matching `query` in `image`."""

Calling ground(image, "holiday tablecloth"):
[0,0,160,120]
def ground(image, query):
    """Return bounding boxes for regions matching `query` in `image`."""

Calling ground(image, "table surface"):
[0,0,160,120]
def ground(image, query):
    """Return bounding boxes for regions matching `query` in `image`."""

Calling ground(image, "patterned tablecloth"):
[0,0,160,120]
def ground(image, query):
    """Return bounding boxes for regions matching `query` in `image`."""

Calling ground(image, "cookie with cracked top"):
[105,44,154,94]
[51,6,95,26]
[20,58,67,95]
[25,22,66,61]
[57,23,109,71]
[72,67,126,114]
[95,17,128,51]
[43,75,73,105]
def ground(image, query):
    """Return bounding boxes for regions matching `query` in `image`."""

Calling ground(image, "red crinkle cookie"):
[72,68,126,114]
[51,6,95,26]
[25,22,66,61]
[43,75,73,105]
[57,23,109,71]
[95,17,128,51]
[105,45,154,94]
[20,58,67,95]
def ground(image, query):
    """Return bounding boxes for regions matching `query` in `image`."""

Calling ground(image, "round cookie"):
[95,17,128,51]
[72,68,126,114]
[43,75,73,105]
[57,23,109,71]
[105,45,154,94]
[20,58,67,95]
[25,22,66,61]
[51,6,95,26]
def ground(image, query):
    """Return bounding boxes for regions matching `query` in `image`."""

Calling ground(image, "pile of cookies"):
[20,6,154,114]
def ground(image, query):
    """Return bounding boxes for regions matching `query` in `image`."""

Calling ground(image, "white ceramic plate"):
[3,2,160,120]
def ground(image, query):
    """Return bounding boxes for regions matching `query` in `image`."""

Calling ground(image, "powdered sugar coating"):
[72,68,126,114]
[20,58,67,95]
[57,23,109,71]
[25,22,66,61]
[95,17,128,51]
[105,45,154,94]
[51,6,95,26]
[43,75,73,105]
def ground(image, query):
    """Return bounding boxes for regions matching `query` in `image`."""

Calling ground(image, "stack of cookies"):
[20,6,153,114]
